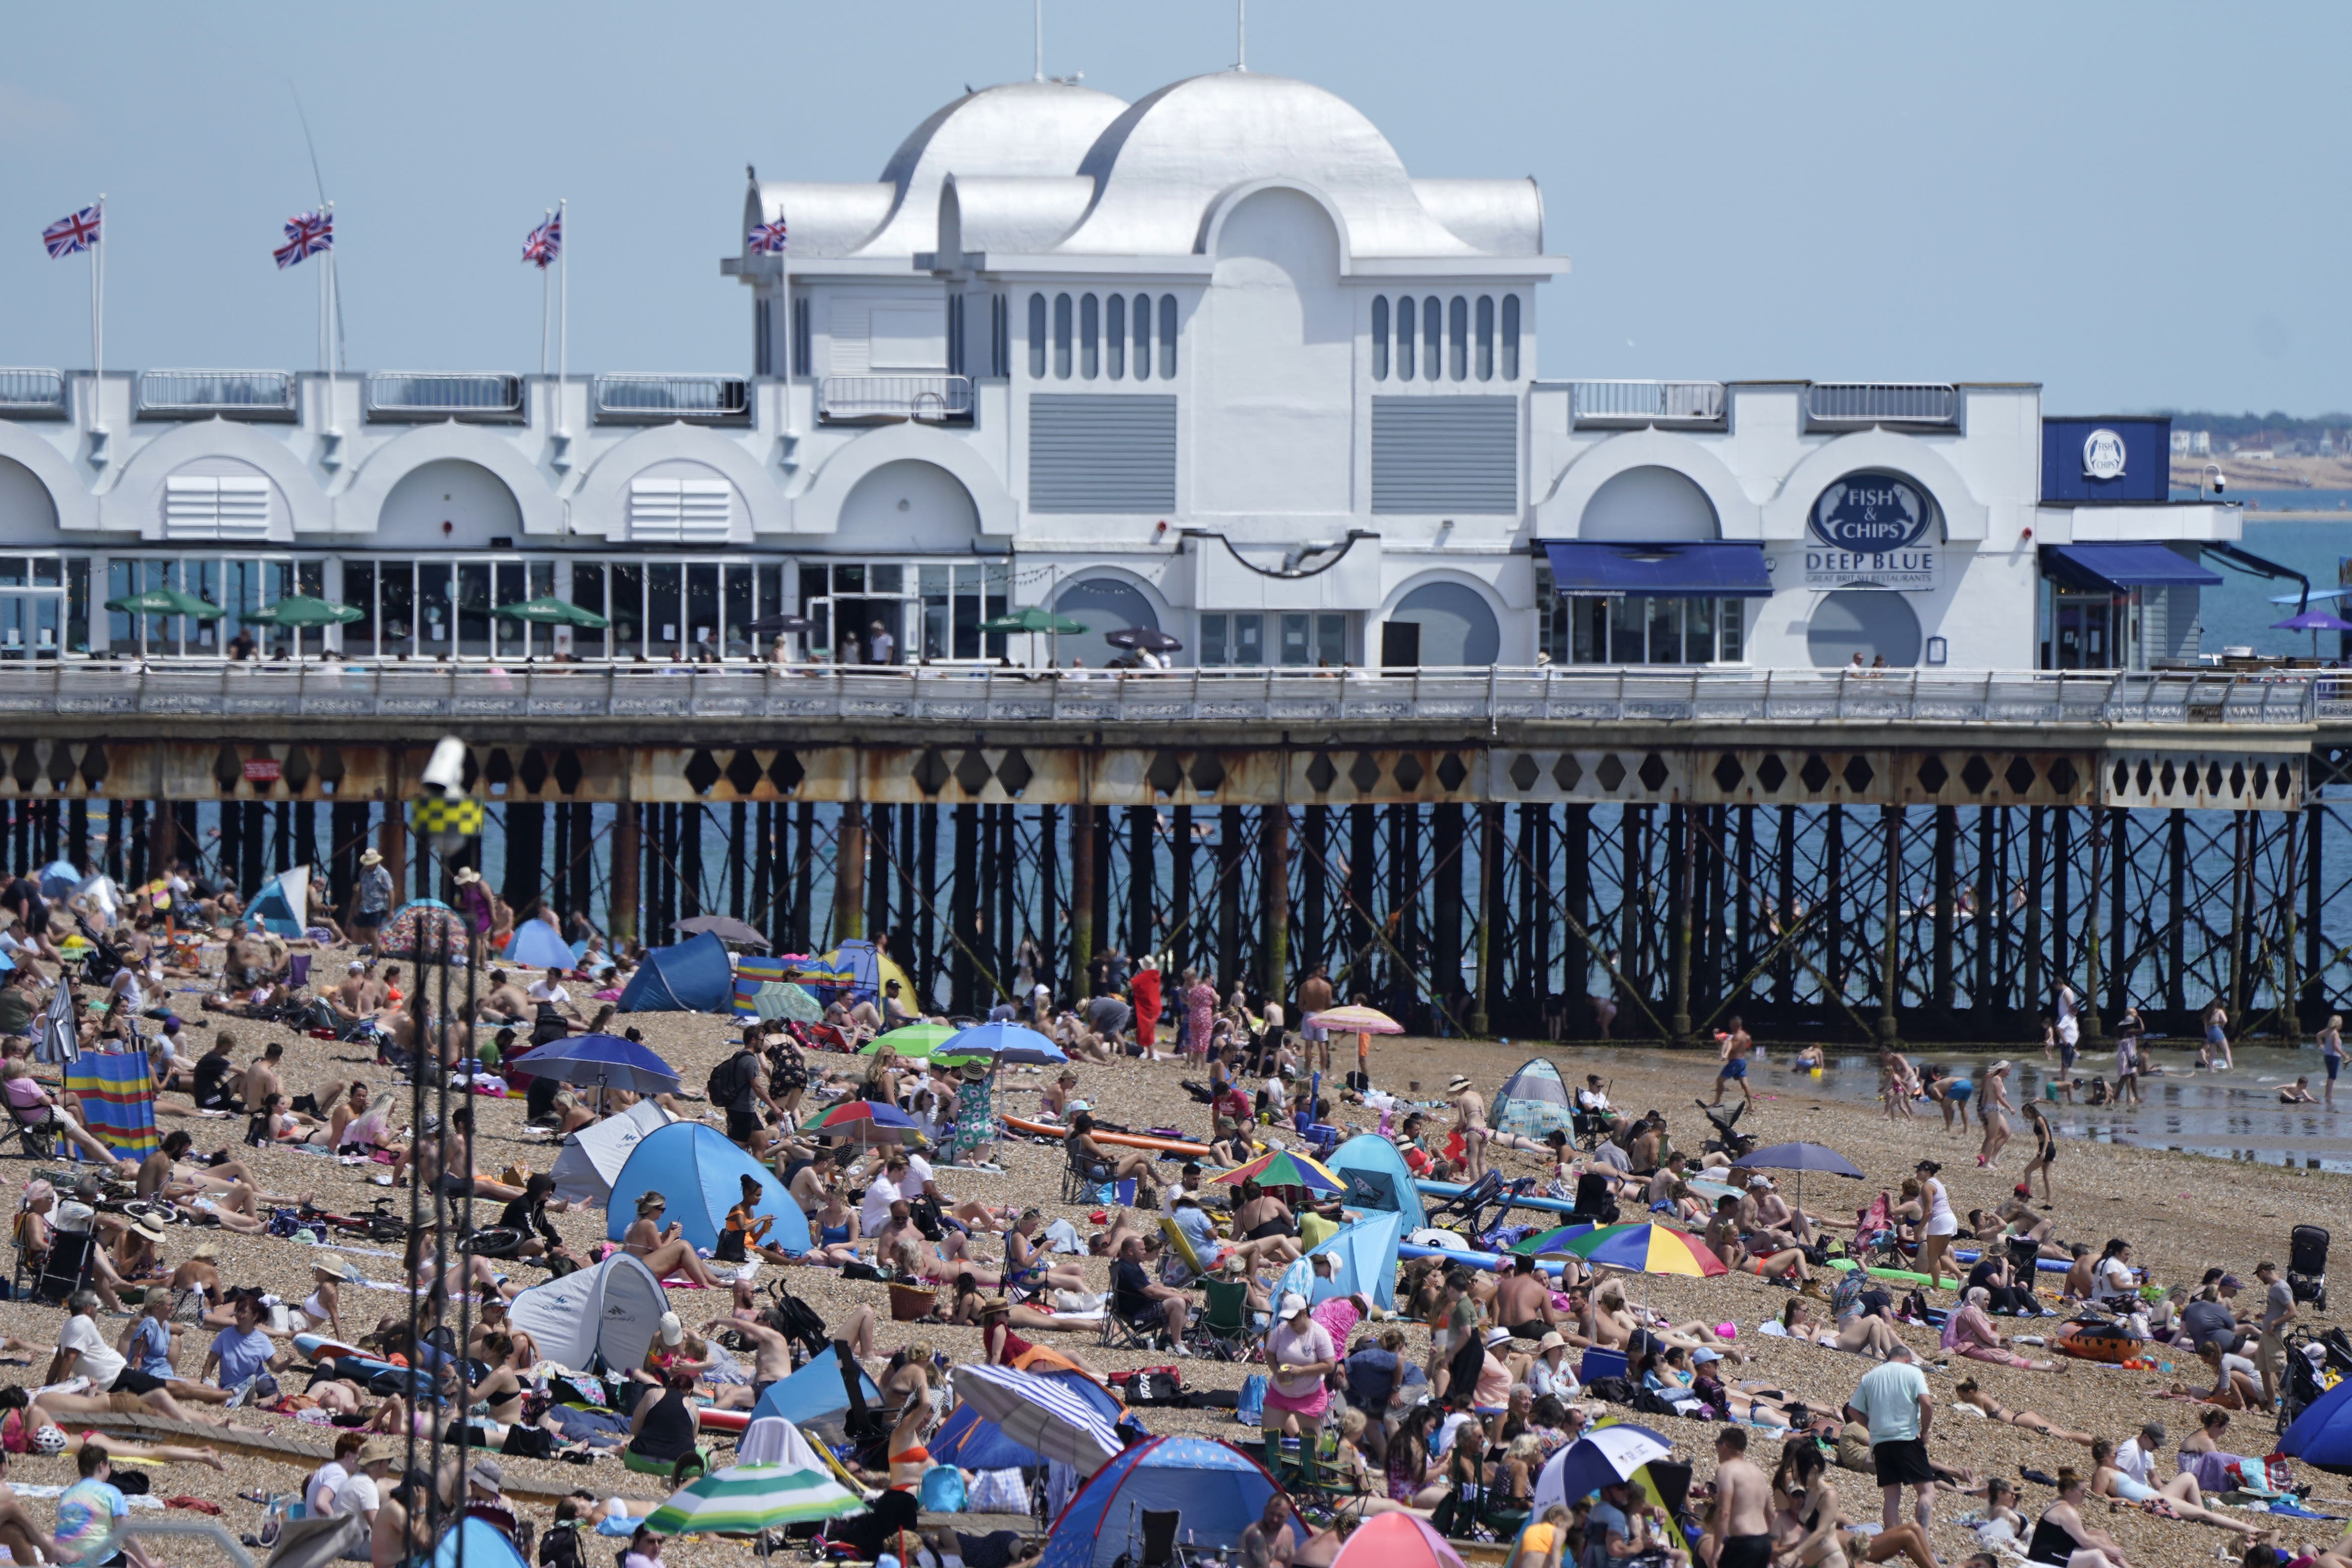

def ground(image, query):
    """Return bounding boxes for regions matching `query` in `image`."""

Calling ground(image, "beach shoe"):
[224,1376,258,1410]
[2020,1466,2058,1488]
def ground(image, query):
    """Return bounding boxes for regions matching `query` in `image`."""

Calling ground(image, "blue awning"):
[2041,543,2223,592]
[1541,541,1773,599]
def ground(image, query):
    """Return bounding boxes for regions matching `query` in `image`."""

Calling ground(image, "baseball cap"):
[1279,1293,1310,1320]
[658,1311,683,1346]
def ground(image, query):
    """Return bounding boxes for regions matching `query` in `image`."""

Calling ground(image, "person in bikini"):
[1952,1378,2092,1444]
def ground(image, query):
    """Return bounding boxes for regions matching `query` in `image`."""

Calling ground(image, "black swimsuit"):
[2025,1512,2083,1567]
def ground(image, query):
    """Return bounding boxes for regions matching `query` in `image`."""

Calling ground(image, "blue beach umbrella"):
[938,1021,1068,1066]
[508,1032,681,1096]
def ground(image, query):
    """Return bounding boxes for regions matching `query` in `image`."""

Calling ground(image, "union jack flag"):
[42,205,101,259]
[274,209,333,270]
[522,211,561,269]
[747,219,788,255]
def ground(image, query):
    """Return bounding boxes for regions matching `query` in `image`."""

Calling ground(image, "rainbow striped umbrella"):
[799,1101,922,1145]
[645,1461,865,1534]
[1551,1222,1727,1277]
[1213,1148,1345,1194]
[1510,1222,1599,1257]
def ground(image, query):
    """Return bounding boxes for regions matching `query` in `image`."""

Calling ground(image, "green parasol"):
[645,1461,866,1535]
[860,1023,958,1059]
[104,586,224,620]
[979,606,1086,635]
[239,595,365,627]
[494,596,611,629]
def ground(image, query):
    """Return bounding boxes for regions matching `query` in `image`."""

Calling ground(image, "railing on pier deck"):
[0,663,2324,727]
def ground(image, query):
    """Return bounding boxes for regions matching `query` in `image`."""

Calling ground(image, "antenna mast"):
[1034,0,1044,80]
[1237,0,1247,70]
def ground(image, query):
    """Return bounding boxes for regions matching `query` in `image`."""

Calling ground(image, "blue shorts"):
[1949,1082,1973,1102]
[1720,1058,1748,1080]
[2207,1026,2227,1046]
[2328,1055,2341,1082]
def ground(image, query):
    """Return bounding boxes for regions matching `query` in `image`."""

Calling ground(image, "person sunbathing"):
[1952,1378,2092,1443]
[2089,1437,2272,1538]
[618,1192,729,1289]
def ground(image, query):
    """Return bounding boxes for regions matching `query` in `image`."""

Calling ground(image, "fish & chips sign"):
[1805,473,1940,591]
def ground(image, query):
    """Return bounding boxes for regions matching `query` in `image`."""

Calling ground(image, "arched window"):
[1106,295,1126,379]
[1395,296,1416,382]
[1501,295,1521,380]
[1027,293,1047,379]
[1053,293,1073,380]
[1371,296,1389,381]
[1422,296,1441,381]
[1475,296,1495,381]
[1158,296,1178,378]
[1079,294,1100,380]
[1448,297,1469,382]
[1133,293,1152,381]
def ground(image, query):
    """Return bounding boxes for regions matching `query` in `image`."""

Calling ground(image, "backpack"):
[706,1053,750,1107]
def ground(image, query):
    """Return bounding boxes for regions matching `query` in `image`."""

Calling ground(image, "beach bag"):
[917,1465,967,1513]
[1236,1374,1266,1426]
[1114,1367,1184,1405]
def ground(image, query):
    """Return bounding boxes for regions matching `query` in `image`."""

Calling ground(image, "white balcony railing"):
[0,369,66,415]
[364,372,524,419]
[136,370,296,418]
[1570,380,1726,427]
[818,375,975,424]
[1805,382,1958,427]
[592,373,749,421]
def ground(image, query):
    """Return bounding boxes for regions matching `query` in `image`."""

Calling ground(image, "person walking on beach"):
[2201,1001,2234,1072]
[2322,1015,2344,1112]
[1913,1161,1960,1292]
[2018,1101,2058,1206]
[1712,1018,1754,1109]
[2114,1027,2145,1108]
[1879,1050,1915,1120]
[1449,1076,1489,1183]
[1845,1345,1937,1536]
[1975,1061,2013,1168]
[2055,981,2081,1072]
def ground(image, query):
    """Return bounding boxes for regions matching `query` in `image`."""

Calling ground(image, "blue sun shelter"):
[617,930,733,1012]
[1327,1133,1426,1233]
[504,919,574,972]
[605,1121,810,1255]
[1041,1437,1298,1568]
[1491,1057,1575,1141]
[2283,1377,2352,1472]
[246,865,309,938]
[750,1344,886,1445]
[1277,1209,1404,1313]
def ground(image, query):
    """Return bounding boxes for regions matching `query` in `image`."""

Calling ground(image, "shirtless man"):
[786,1149,835,1216]
[707,1311,795,1408]
[1448,1075,1488,1183]
[1493,1255,1559,1338]
[329,962,378,1026]
[243,1041,292,1121]
[1702,1427,1772,1568]
[1712,1017,1754,1109]
[482,970,532,1026]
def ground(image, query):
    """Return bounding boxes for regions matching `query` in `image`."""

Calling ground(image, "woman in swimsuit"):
[1953,1379,2092,1443]
[291,1258,352,1343]
[1913,1160,1961,1292]
[2087,1438,2270,1537]
[1064,1113,1160,1204]
[1232,1180,1295,1242]
[807,1186,864,1267]
[1976,1062,2014,1168]
[1001,1209,1087,1296]
[620,1192,727,1290]
[1778,1299,1901,1359]
[2025,1468,2136,1568]
[1383,1405,1450,1510]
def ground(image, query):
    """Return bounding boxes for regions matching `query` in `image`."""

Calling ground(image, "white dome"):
[855,80,1129,257]
[1058,73,1481,258]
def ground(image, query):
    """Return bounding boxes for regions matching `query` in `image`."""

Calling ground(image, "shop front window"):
[1197,611,1352,667]
[1554,593,1747,664]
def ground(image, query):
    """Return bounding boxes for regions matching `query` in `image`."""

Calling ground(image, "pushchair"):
[2291,1225,2329,1312]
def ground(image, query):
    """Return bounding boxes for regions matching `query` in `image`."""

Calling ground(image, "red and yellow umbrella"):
[1212,1148,1345,1194]
[1552,1222,1728,1277]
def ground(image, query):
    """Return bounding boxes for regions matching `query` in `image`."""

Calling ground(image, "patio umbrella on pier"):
[981,605,1088,667]
[106,585,224,659]
[2271,608,2352,659]
[239,595,363,628]
[1105,628,1183,653]
[494,595,610,629]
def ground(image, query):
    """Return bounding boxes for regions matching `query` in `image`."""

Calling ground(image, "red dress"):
[1131,969,1163,1050]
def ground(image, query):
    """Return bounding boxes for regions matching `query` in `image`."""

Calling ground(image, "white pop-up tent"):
[506,1253,668,1375]
[549,1097,676,1207]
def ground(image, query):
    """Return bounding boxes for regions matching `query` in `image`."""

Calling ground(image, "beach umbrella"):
[1214,1148,1345,1195]
[1305,1005,1403,1034]
[2272,608,2352,659]
[1104,627,1182,653]
[1530,1425,1673,1514]
[1510,1222,1601,1257]
[104,585,223,620]
[980,607,1087,635]
[376,900,467,961]
[644,1462,866,1535]
[1732,1140,1864,1212]
[1552,1222,1727,1277]
[861,1023,957,1059]
[799,1101,923,1146]
[676,914,771,948]
[239,595,363,627]
[744,980,823,1024]
[509,1033,682,1097]
[494,595,610,629]
[950,1365,1125,1476]
[1329,1513,1468,1568]
[936,1021,1067,1066]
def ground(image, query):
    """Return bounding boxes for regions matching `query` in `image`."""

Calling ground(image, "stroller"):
[2291,1225,2329,1312]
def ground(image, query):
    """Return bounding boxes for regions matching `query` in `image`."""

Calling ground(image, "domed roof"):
[854,80,1129,258]
[1057,72,1480,259]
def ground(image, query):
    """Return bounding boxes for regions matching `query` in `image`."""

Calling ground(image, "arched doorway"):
[1807,591,1922,668]
[1052,577,1159,669]
[1384,581,1500,668]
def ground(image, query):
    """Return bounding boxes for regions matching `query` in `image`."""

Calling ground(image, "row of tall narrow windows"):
[1371,294,1521,382]
[1028,293,1179,381]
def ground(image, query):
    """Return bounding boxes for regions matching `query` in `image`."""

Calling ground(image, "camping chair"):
[1567,1105,1605,1151]
[0,1097,59,1162]
[1098,1296,1167,1352]
[1061,1145,1097,1205]
[21,1226,95,1306]
[1190,1276,1256,1362]
[1135,1509,1181,1568]
[1156,1216,1211,1286]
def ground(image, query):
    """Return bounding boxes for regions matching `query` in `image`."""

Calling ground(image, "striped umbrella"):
[1552,1222,1728,1277]
[644,1462,866,1535]
[951,1364,1126,1476]
[1510,1222,1599,1257]
[1213,1148,1345,1194]
[799,1101,923,1145]
[1305,1005,1403,1034]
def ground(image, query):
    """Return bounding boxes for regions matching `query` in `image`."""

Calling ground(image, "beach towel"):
[64,1049,160,1159]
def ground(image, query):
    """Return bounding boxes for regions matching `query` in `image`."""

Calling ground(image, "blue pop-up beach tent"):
[246,865,308,938]
[605,1121,810,1254]
[1041,1437,1298,1568]
[503,919,574,971]
[1277,1209,1403,1314]
[1326,1133,1427,1232]
[617,930,733,1012]
[749,1344,885,1444]
[2283,1377,2352,1472]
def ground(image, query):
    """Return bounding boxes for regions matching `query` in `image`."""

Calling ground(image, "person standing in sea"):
[2054,981,2081,1076]
[2321,1014,2344,1112]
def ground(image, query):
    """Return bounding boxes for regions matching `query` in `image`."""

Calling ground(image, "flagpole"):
[539,208,553,376]
[318,203,332,373]
[91,195,105,429]
[556,198,569,441]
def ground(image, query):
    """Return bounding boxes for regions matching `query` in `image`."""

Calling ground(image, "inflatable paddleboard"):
[1001,1115,1208,1158]
[1414,1179,1587,1218]
[699,1407,749,1433]
[1399,1240,1578,1278]
[294,1333,368,1362]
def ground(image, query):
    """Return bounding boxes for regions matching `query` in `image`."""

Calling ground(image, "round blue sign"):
[1810,474,1935,552]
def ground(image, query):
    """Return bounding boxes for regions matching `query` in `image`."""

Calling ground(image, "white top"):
[1267,1318,1333,1399]
[2092,1256,2136,1305]
[333,1472,381,1519]
[1922,1177,1958,1237]
[528,980,569,1005]
[859,1172,900,1233]
[59,1314,125,1388]
[897,1154,935,1201]
[2114,1439,2154,1488]
[304,1460,349,1517]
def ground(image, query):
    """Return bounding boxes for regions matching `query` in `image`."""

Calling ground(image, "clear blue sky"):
[7,2,2346,416]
